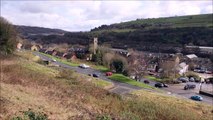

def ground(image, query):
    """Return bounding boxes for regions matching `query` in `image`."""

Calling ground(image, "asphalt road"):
[34,52,213,105]
[33,52,141,95]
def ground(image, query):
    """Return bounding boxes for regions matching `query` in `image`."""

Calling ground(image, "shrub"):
[12,109,48,120]
[96,115,112,120]
[186,71,199,79]
[59,69,74,79]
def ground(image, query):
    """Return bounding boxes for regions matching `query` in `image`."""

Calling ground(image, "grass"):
[144,75,162,82]
[94,65,110,72]
[109,74,156,89]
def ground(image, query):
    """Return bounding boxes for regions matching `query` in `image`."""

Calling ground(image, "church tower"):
[93,37,98,54]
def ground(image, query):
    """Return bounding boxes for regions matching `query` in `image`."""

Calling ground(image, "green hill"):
[91,14,213,32]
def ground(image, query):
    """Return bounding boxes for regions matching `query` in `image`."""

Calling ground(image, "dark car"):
[178,77,189,83]
[155,83,164,88]
[92,74,99,77]
[191,95,203,101]
[172,80,182,84]
[162,83,168,87]
[144,80,150,84]
[184,84,196,90]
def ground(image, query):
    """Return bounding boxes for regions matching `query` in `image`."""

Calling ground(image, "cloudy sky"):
[1,0,212,31]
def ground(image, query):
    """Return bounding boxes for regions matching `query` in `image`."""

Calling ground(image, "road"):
[34,52,213,105]
[33,52,141,95]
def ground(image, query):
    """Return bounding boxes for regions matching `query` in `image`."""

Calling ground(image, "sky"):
[1,0,212,31]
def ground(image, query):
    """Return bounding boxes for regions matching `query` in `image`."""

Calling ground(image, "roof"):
[179,62,187,68]
[64,53,75,59]
[186,54,197,59]
[55,52,64,57]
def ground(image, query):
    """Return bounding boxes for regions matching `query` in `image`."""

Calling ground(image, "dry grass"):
[0,52,212,120]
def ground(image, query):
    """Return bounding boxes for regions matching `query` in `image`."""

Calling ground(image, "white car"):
[51,59,56,62]
[79,64,90,69]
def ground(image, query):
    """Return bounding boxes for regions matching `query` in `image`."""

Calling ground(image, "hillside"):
[91,14,213,31]
[18,14,213,53]
[15,25,67,37]
[1,51,212,120]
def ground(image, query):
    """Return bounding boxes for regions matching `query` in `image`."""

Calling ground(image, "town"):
[1,1,213,120]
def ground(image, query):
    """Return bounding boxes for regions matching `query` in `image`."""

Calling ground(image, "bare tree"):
[128,51,151,81]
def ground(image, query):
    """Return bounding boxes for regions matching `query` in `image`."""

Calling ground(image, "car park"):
[184,84,196,90]
[190,95,203,101]
[155,83,164,88]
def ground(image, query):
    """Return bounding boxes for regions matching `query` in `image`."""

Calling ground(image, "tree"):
[0,17,18,55]
[102,52,114,68]
[110,54,128,73]
[127,51,152,80]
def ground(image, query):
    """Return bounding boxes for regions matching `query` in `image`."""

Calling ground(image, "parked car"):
[189,77,195,82]
[51,59,56,62]
[172,80,182,84]
[184,84,196,90]
[92,73,99,77]
[162,83,169,87]
[178,77,189,83]
[191,95,203,101]
[155,83,164,88]
[106,72,113,76]
[205,70,212,74]
[144,80,150,84]
[194,68,206,73]
[79,64,90,69]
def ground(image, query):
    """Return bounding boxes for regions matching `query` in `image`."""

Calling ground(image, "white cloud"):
[1,0,212,31]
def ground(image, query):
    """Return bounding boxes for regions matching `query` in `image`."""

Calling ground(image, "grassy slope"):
[92,14,212,33]
[1,51,212,120]
[117,14,212,28]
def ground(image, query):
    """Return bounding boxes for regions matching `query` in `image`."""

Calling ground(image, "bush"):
[96,115,112,120]
[12,109,48,120]
[59,69,75,79]
[186,71,199,79]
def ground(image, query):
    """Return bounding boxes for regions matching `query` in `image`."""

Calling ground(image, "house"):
[46,50,57,56]
[55,51,65,58]
[186,54,198,60]
[177,62,189,75]
[16,42,22,50]
[64,52,77,61]
[30,44,42,51]
[31,45,38,51]
[39,48,48,53]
